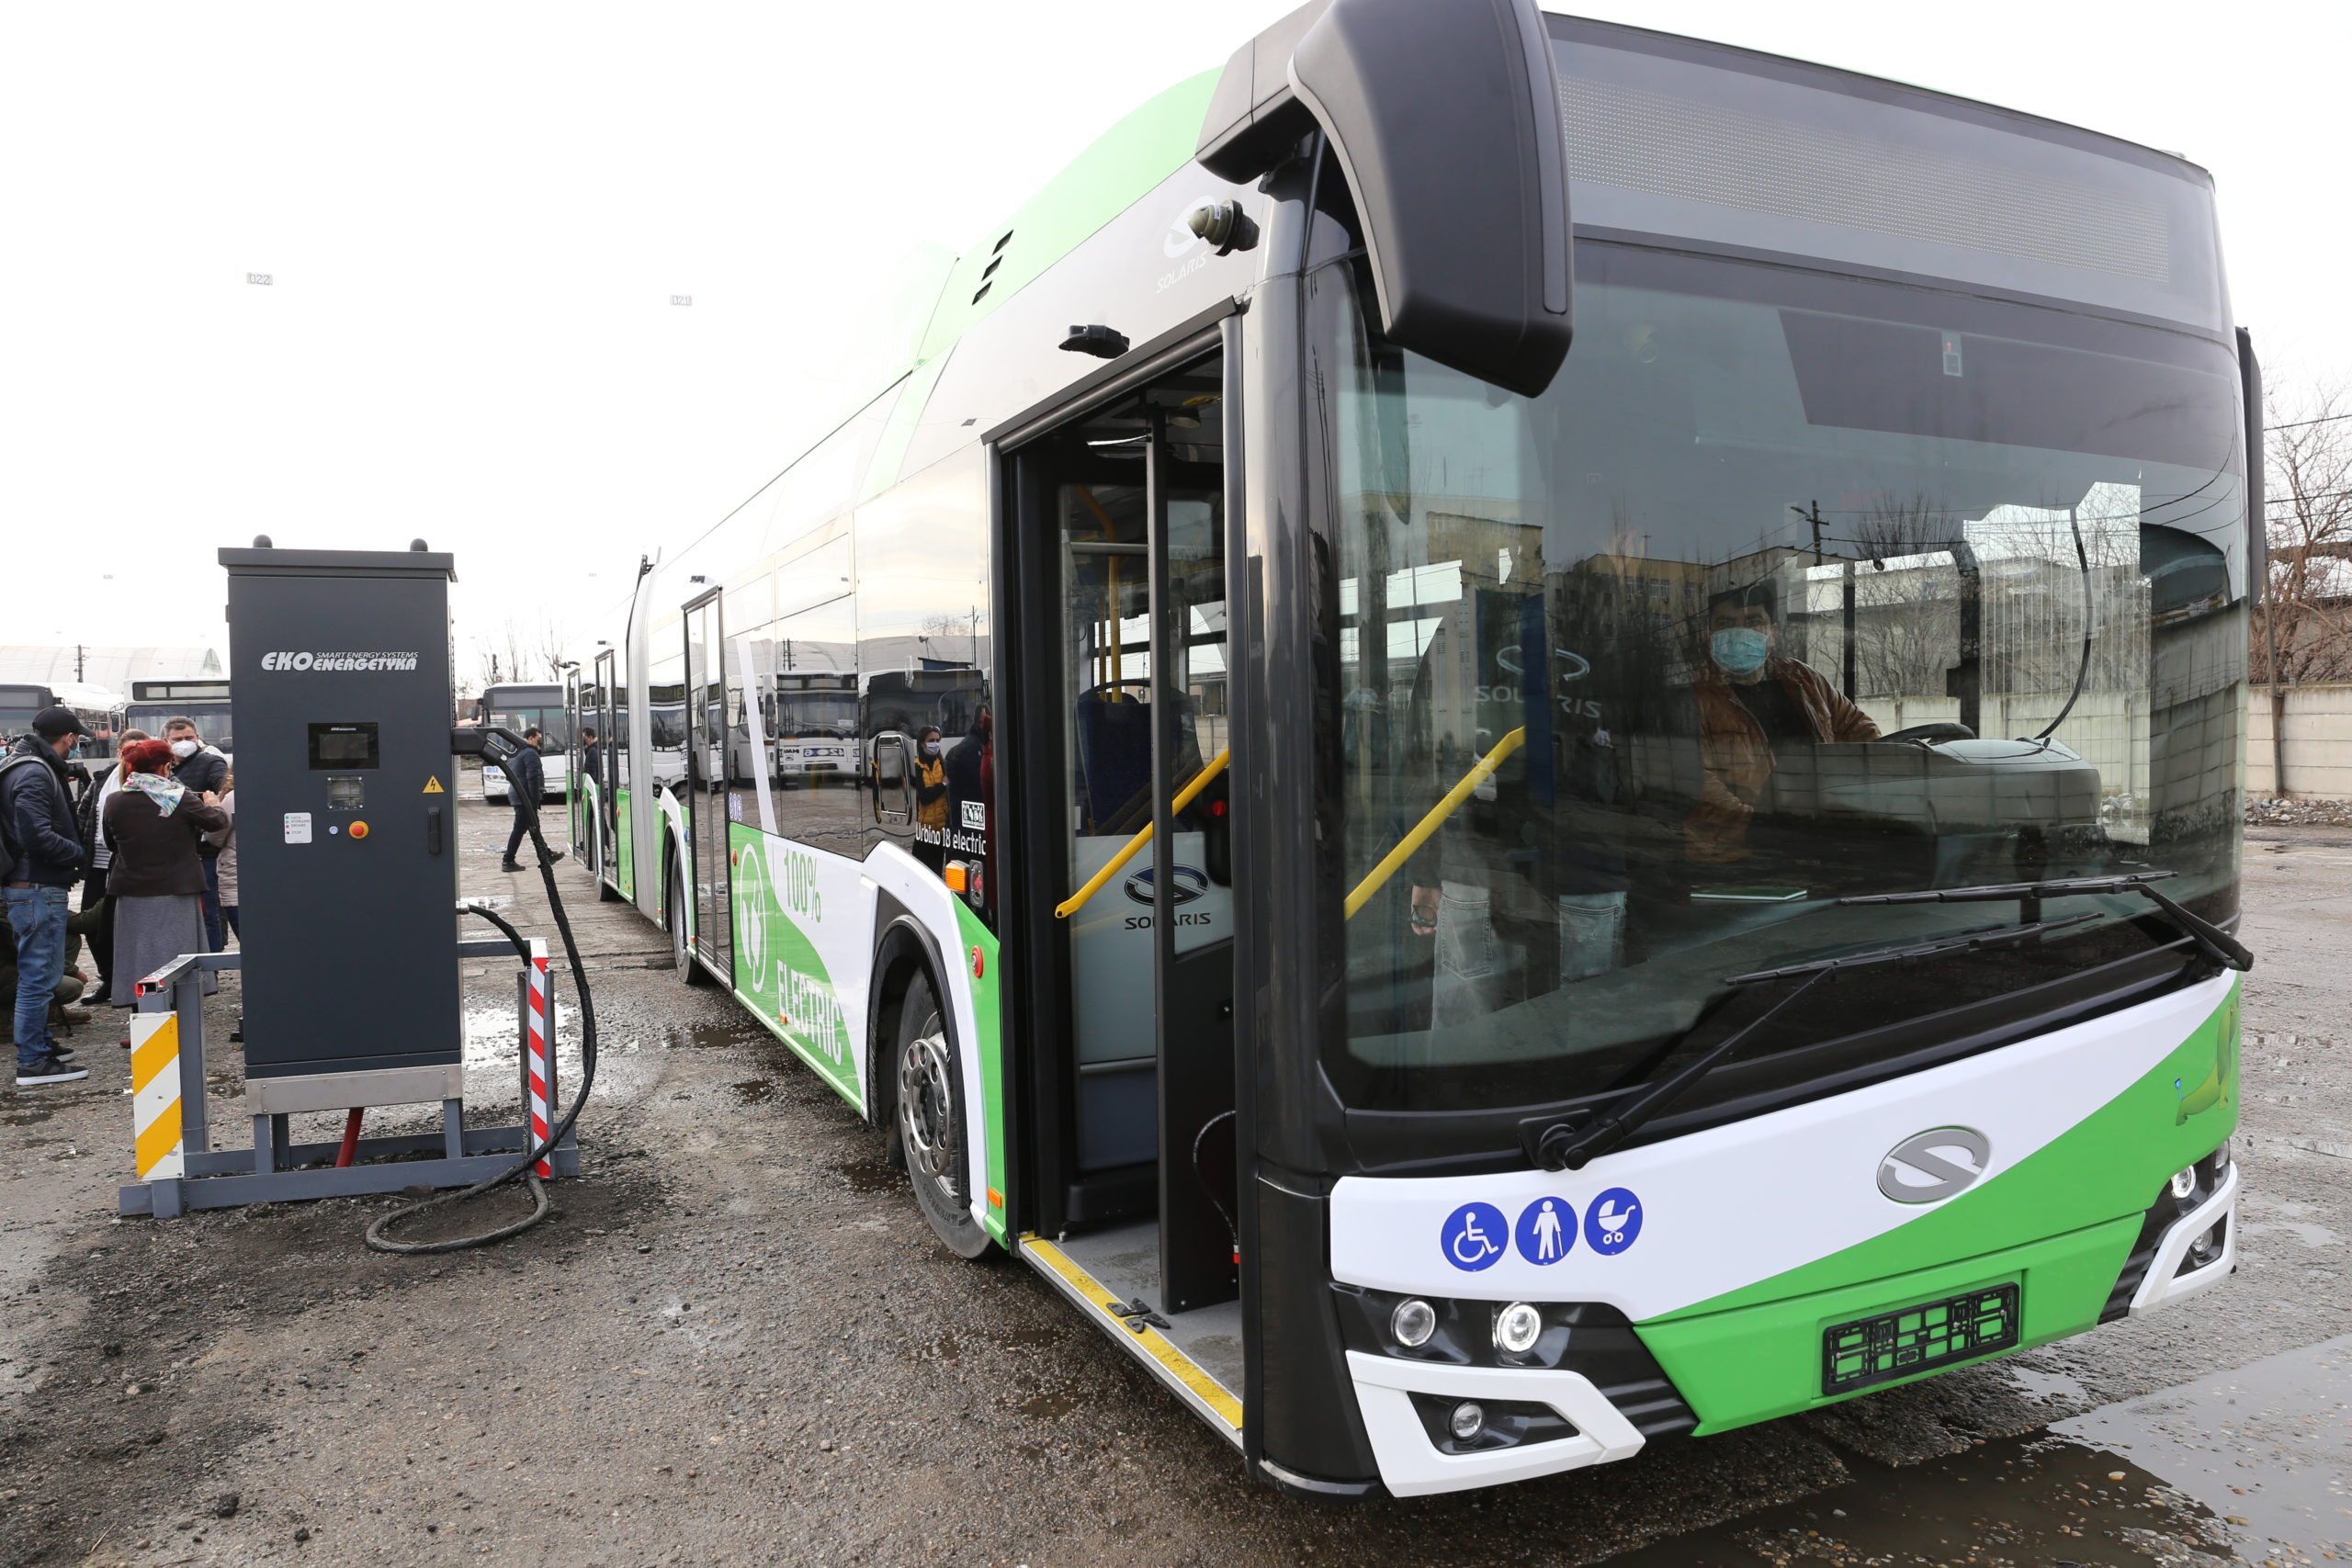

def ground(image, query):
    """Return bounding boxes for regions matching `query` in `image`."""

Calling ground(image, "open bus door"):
[564,666,585,856]
[594,648,620,891]
[683,591,730,984]
[1005,342,1245,1427]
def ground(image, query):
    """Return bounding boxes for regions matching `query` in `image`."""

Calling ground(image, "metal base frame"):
[118,937,577,1219]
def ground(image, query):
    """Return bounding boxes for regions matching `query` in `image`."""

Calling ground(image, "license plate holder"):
[1822,1281,2021,1395]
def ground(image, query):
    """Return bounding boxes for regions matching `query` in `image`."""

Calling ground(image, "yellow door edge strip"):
[1054,748,1231,919]
[1021,1235,1244,1429]
[1343,727,1527,919]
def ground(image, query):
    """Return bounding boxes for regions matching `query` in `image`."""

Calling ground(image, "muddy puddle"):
[826,1156,899,1193]
[1608,1337,2351,1565]
[664,1021,761,1051]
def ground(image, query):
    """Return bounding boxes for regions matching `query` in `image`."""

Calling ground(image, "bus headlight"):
[1449,1402,1486,1442]
[2169,1166,2196,1201]
[1389,1298,1437,1348]
[1494,1302,1543,1356]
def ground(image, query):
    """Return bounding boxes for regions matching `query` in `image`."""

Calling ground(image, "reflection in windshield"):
[1313,248,2245,1115]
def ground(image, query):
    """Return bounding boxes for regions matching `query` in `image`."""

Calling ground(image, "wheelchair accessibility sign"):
[1440,1202,1510,1271]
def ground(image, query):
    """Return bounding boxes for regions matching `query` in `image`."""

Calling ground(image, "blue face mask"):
[1712,626,1770,675]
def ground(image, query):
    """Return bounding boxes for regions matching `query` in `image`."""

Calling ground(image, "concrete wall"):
[2250,683,2352,799]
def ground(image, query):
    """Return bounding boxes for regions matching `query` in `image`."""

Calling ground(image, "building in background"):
[0,646,222,690]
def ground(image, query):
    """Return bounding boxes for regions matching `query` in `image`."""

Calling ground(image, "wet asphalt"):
[0,798,2346,1567]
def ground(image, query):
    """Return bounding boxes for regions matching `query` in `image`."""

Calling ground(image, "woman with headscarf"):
[75,727,148,1000]
[102,738,227,1009]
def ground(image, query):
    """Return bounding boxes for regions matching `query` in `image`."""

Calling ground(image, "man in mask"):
[1686,581,1878,864]
[162,717,230,949]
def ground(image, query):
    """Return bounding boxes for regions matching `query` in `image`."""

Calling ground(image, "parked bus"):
[564,3,2251,1499]
[473,683,571,803]
[6,681,128,755]
[125,679,232,761]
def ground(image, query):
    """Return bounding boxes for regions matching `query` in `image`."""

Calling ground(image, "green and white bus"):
[564,0,2253,1498]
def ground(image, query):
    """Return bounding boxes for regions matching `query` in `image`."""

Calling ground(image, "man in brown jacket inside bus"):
[1686,580,1880,864]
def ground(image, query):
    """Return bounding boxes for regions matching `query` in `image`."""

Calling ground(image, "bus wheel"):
[894,972,989,1259]
[666,858,707,986]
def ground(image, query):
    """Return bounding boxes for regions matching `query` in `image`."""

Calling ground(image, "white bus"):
[562,2,2252,1499]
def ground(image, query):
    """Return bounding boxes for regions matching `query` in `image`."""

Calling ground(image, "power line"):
[2268,412,2352,432]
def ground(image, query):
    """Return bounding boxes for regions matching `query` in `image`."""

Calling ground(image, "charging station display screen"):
[308,722,379,770]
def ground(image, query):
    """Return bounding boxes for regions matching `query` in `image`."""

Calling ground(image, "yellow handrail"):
[1342,728,1526,919]
[1055,748,1231,919]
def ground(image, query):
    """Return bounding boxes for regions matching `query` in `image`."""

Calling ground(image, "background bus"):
[126,678,232,760]
[474,682,571,802]
[3,681,127,754]
[570,1,2249,1501]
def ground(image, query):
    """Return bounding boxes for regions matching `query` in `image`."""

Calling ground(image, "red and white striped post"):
[525,939,556,1179]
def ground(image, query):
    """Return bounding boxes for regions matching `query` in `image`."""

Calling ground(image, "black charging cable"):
[366,777,600,1254]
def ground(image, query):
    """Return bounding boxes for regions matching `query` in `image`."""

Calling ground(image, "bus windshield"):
[1309,239,2246,1116]
[124,705,233,754]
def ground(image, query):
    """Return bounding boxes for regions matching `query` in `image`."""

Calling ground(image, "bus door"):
[1023,352,1238,1315]
[563,667,584,854]
[684,592,731,982]
[594,648,619,883]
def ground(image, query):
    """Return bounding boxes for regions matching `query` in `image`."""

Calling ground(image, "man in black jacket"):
[499,728,565,874]
[3,707,94,1085]
[163,716,229,950]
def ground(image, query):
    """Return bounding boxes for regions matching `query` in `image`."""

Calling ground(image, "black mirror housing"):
[1199,0,1572,399]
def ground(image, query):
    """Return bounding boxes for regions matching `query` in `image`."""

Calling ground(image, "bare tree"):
[2256,381,2352,688]
[466,612,574,695]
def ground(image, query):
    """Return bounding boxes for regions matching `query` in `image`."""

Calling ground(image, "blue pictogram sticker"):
[1441,1201,1510,1271]
[1584,1187,1643,1255]
[1515,1196,1577,1265]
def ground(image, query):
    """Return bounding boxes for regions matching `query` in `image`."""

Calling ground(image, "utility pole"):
[1791,500,1827,565]
[74,644,85,682]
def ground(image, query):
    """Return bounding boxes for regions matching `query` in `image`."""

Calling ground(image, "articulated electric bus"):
[565,1,2252,1498]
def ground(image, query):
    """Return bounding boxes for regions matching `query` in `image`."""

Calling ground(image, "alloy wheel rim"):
[898,1022,957,1199]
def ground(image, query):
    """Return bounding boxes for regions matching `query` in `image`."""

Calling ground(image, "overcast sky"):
[6,1,2343,682]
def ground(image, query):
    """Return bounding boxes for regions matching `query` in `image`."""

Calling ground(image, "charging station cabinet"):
[221,545,461,1096]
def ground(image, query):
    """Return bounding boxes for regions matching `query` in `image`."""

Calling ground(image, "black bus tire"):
[892,971,991,1260]
[667,852,709,987]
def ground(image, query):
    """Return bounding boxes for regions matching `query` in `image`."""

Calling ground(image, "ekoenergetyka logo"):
[259,650,420,672]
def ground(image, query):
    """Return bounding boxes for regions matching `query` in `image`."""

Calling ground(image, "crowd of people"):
[3,706,234,1087]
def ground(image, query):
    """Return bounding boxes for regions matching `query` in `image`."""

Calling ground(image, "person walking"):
[77,727,149,1000]
[499,727,564,873]
[162,717,230,951]
[3,706,96,1086]
[104,738,228,1018]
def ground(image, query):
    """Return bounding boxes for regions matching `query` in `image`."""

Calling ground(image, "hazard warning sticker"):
[423,775,445,794]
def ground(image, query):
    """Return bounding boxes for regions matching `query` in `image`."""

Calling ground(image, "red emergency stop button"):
[349,820,370,840]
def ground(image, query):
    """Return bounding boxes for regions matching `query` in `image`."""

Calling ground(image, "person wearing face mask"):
[910,725,949,874]
[1686,581,1879,864]
[161,717,229,951]
[4,707,96,1085]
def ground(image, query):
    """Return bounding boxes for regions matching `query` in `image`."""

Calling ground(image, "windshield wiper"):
[1532,913,2096,1172]
[1839,872,2253,975]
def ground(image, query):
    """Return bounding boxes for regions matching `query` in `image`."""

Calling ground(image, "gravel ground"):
[3,803,2345,1567]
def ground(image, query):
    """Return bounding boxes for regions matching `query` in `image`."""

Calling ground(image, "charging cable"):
[367,758,600,1254]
